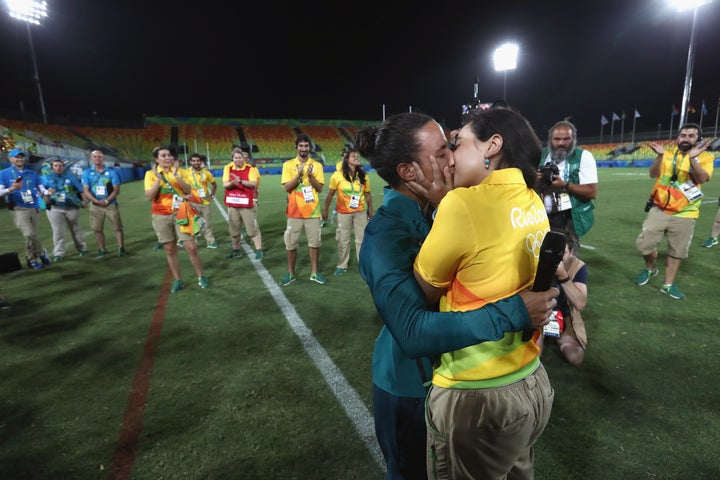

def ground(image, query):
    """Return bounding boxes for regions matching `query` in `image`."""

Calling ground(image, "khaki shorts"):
[636,206,695,259]
[89,203,123,232]
[151,214,195,244]
[228,206,259,238]
[284,217,321,250]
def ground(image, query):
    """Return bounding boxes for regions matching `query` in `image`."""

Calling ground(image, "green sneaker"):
[95,249,107,259]
[198,276,209,289]
[309,272,327,285]
[153,243,163,251]
[118,247,128,257]
[206,242,218,249]
[278,273,296,286]
[701,237,718,248]
[254,250,263,260]
[635,268,658,286]
[226,249,242,259]
[78,250,88,257]
[333,268,347,277]
[660,284,685,300]
[53,255,63,262]
[170,279,184,294]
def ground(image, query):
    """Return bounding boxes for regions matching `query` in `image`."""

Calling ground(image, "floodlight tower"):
[6,0,49,124]
[493,43,519,102]
[670,0,712,129]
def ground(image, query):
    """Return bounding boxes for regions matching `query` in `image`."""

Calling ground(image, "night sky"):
[1,0,719,138]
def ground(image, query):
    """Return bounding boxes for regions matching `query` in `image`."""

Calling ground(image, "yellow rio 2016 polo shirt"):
[414,168,550,389]
[144,167,183,216]
[281,157,324,219]
[328,170,371,214]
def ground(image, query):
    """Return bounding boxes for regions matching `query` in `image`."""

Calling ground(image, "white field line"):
[213,198,385,471]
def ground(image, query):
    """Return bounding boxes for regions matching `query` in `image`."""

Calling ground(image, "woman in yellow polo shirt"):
[414,107,554,479]
[144,146,209,294]
[322,148,373,276]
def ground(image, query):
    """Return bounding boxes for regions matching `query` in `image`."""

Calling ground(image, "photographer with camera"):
[538,231,589,366]
[634,124,713,300]
[537,120,598,248]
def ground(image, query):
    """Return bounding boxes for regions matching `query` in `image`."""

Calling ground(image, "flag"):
[634,109,641,118]
[612,112,620,121]
[601,114,609,126]
[701,100,708,116]
[672,105,679,116]
[688,105,696,114]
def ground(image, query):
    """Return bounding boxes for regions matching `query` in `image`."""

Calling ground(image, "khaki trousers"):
[335,210,368,269]
[426,363,554,480]
[12,207,43,261]
[46,206,87,256]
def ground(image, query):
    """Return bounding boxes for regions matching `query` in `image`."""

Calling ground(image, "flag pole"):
[620,112,625,144]
[715,98,719,137]
[669,111,674,140]
[699,101,705,128]
[610,118,615,143]
[600,123,604,144]
[631,110,637,144]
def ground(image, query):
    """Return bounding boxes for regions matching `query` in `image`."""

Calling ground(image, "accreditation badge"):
[302,185,315,203]
[21,190,34,204]
[557,193,572,211]
[543,310,565,338]
[679,181,703,202]
[349,194,361,209]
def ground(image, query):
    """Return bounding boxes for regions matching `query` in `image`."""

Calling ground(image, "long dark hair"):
[463,107,540,188]
[355,112,435,187]
[341,148,367,185]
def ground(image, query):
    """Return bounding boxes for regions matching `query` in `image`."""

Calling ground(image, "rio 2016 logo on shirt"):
[510,204,547,230]
[525,231,547,258]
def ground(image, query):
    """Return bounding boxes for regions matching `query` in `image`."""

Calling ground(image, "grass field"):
[1,167,720,479]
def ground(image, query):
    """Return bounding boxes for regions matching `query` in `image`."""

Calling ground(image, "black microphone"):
[522,230,567,342]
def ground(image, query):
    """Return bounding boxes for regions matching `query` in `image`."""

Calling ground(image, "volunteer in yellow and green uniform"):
[182,152,218,249]
[413,107,554,480]
[634,122,713,299]
[222,147,263,260]
[322,148,373,276]
[279,133,326,286]
[144,146,209,294]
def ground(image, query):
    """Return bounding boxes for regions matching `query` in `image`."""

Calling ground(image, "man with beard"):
[183,152,218,249]
[635,123,713,299]
[279,133,326,286]
[537,120,598,247]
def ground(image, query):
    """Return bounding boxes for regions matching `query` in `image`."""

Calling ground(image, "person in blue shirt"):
[0,149,52,269]
[81,150,127,258]
[41,158,88,261]
[355,113,559,480]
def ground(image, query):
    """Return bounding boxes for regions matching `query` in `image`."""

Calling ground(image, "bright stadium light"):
[671,0,712,129]
[493,43,519,102]
[5,0,49,124]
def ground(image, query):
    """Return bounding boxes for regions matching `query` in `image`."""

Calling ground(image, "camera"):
[538,162,559,191]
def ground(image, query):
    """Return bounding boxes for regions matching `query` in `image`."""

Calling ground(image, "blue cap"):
[9,148,25,157]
